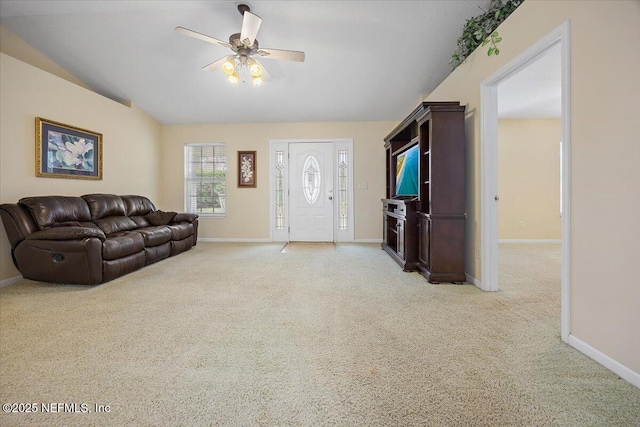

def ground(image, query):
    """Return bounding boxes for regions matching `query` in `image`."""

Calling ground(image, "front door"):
[289,142,334,241]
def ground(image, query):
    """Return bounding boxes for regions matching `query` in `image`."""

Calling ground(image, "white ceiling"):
[498,43,561,119]
[1,1,558,125]
[0,0,493,124]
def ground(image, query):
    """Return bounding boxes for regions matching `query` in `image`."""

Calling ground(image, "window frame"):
[184,142,227,218]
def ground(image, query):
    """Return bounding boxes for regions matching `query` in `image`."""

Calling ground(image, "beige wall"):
[498,119,561,240]
[0,53,162,280]
[161,122,394,241]
[426,1,640,373]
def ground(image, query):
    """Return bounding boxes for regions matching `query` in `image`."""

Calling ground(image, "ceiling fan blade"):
[201,56,232,72]
[240,11,262,47]
[175,26,231,49]
[257,48,305,62]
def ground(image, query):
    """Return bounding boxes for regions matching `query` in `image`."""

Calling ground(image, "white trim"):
[354,238,383,243]
[197,238,271,243]
[465,274,481,287]
[268,139,355,243]
[498,239,561,244]
[559,23,572,344]
[480,22,571,342]
[0,275,23,288]
[568,334,640,389]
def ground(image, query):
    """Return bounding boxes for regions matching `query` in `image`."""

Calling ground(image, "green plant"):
[449,0,524,71]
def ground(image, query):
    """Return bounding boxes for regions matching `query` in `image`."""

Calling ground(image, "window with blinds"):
[184,143,226,216]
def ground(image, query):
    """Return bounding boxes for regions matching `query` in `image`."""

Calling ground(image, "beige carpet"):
[0,242,638,426]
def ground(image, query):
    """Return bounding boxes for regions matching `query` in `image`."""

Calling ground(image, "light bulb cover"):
[222,57,235,75]
[249,60,262,77]
[227,72,239,85]
[252,75,264,86]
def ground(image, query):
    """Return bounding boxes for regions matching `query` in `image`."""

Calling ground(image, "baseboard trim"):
[198,238,271,243]
[354,239,383,243]
[0,275,23,288]
[499,239,561,244]
[466,273,481,287]
[568,334,640,389]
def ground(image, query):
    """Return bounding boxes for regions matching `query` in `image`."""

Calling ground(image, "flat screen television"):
[395,144,419,197]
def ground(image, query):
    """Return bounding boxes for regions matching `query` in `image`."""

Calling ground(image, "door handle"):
[328,196,333,200]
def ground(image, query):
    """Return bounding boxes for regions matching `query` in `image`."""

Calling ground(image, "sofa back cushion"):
[94,216,139,235]
[82,194,126,220]
[19,196,91,230]
[121,195,156,216]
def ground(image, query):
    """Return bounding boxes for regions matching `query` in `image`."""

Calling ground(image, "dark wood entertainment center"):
[382,102,466,283]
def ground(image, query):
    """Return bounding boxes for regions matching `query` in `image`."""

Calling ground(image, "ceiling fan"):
[176,3,305,86]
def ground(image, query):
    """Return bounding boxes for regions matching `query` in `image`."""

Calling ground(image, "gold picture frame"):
[36,117,103,180]
[238,151,256,188]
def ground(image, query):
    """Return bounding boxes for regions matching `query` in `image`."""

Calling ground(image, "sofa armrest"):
[171,213,198,224]
[14,237,104,285]
[25,226,106,242]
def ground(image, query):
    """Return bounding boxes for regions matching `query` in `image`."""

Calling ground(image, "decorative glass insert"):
[338,150,348,230]
[275,151,285,230]
[302,155,321,204]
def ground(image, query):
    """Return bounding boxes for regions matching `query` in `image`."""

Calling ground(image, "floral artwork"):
[47,131,94,171]
[238,151,256,188]
[36,118,102,180]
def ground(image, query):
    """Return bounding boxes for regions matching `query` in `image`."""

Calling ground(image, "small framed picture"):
[36,117,103,180]
[238,151,256,188]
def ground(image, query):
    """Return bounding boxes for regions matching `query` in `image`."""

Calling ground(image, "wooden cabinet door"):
[397,220,405,260]
[418,216,430,270]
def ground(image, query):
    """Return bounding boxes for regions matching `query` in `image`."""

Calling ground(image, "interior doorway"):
[480,22,571,341]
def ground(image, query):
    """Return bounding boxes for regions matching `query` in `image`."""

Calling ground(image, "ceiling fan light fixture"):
[227,72,240,85]
[222,57,236,75]
[249,60,262,77]
[252,75,264,87]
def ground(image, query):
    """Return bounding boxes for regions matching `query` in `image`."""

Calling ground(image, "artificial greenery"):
[449,0,524,71]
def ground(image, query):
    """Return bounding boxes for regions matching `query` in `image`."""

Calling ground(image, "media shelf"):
[383,101,466,283]
[382,198,418,271]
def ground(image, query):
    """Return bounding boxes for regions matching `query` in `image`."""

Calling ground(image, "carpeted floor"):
[0,242,638,426]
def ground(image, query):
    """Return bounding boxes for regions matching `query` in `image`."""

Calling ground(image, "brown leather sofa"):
[0,194,198,285]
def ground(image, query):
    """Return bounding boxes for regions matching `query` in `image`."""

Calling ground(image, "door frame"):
[480,21,571,341]
[269,139,354,243]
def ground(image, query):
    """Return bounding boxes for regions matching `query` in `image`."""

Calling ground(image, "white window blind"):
[185,144,226,216]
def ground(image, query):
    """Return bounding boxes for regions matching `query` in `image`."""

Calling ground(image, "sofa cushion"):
[95,216,139,235]
[135,226,172,247]
[129,216,151,228]
[145,210,177,226]
[122,195,156,217]
[102,232,145,261]
[168,223,193,241]
[19,196,91,230]
[82,194,126,220]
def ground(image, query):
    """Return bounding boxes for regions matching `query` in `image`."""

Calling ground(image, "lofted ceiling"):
[0,1,559,125]
[0,0,494,124]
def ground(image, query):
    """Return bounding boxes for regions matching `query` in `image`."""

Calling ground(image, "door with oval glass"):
[289,142,334,241]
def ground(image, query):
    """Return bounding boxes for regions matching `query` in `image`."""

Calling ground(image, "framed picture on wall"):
[35,117,103,180]
[238,151,256,188]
